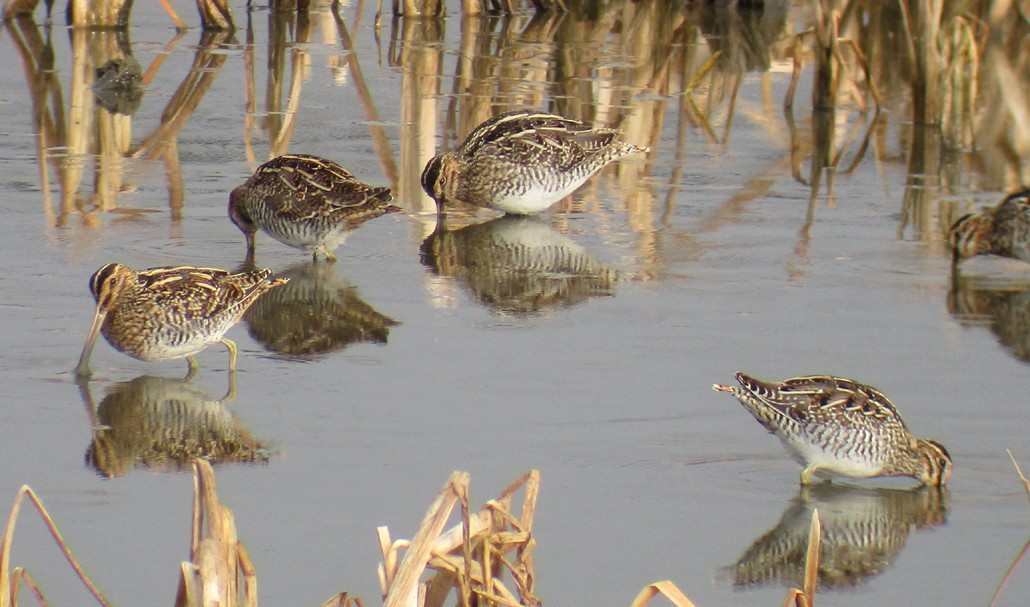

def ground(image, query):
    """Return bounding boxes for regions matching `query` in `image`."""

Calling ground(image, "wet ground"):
[0,1,1028,605]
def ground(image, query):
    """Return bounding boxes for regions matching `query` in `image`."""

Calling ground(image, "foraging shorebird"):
[76,264,287,376]
[229,154,400,262]
[949,188,1030,265]
[712,372,952,486]
[420,109,648,215]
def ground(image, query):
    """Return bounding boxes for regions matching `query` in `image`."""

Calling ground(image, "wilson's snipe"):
[229,154,400,261]
[949,189,1030,265]
[420,110,648,215]
[712,373,952,486]
[75,264,287,377]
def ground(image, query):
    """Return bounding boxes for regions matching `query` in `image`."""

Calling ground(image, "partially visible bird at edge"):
[712,372,952,487]
[76,264,288,377]
[421,109,648,216]
[229,154,401,262]
[949,188,1030,266]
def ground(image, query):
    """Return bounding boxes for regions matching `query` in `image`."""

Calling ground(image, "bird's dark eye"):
[940,458,949,468]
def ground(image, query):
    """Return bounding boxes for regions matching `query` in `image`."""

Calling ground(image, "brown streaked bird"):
[229,154,400,262]
[712,373,952,486]
[75,264,288,377]
[420,109,648,215]
[949,188,1030,265]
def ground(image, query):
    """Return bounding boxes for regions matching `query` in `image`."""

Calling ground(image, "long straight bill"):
[75,306,107,377]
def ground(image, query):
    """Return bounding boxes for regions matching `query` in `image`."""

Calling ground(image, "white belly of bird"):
[269,224,351,255]
[491,177,592,215]
[114,328,230,361]
[782,435,885,478]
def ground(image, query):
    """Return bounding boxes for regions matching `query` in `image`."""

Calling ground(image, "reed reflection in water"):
[78,374,270,479]
[421,216,617,316]
[243,261,400,360]
[6,0,1024,272]
[723,483,950,590]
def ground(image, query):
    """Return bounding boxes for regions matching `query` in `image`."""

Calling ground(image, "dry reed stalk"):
[1009,451,1030,503]
[332,1,399,189]
[781,509,821,607]
[267,12,313,158]
[378,470,539,607]
[175,459,256,607]
[395,15,443,214]
[629,581,699,607]
[987,453,1030,607]
[0,486,111,607]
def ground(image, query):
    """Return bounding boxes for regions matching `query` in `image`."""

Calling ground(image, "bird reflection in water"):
[420,215,618,317]
[243,261,399,360]
[78,373,270,479]
[722,483,949,589]
[948,275,1030,364]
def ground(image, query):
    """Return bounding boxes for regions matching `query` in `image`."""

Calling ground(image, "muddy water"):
[1,1,1028,606]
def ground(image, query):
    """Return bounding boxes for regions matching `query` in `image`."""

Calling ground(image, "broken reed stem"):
[629,580,699,607]
[684,51,721,96]
[384,471,470,607]
[988,452,1030,607]
[1,486,112,607]
[780,508,821,607]
[1007,450,1030,503]
[803,508,821,604]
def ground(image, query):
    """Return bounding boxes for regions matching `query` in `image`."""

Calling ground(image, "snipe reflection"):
[723,483,949,589]
[420,215,617,316]
[78,374,270,479]
[948,275,1030,364]
[243,260,399,359]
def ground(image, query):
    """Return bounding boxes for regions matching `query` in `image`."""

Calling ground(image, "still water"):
[0,0,1028,605]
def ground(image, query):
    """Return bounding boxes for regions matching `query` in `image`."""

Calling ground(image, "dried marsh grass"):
[377,470,540,607]
[988,453,1030,607]
[0,486,110,607]
[175,459,257,607]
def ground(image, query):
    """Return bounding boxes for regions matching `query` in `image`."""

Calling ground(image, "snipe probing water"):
[949,188,1030,265]
[76,264,287,377]
[229,154,400,261]
[712,373,952,486]
[420,110,648,215]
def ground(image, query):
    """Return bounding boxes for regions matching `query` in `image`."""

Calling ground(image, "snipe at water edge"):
[712,373,952,486]
[75,264,288,377]
[949,188,1030,265]
[229,154,400,262]
[420,109,648,216]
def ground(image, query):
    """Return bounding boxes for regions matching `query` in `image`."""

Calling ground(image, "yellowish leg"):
[184,359,199,382]
[317,246,337,262]
[221,338,238,371]
[800,466,819,485]
[221,368,237,403]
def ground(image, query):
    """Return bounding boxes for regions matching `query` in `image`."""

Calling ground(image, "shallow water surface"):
[0,1,1028,606]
